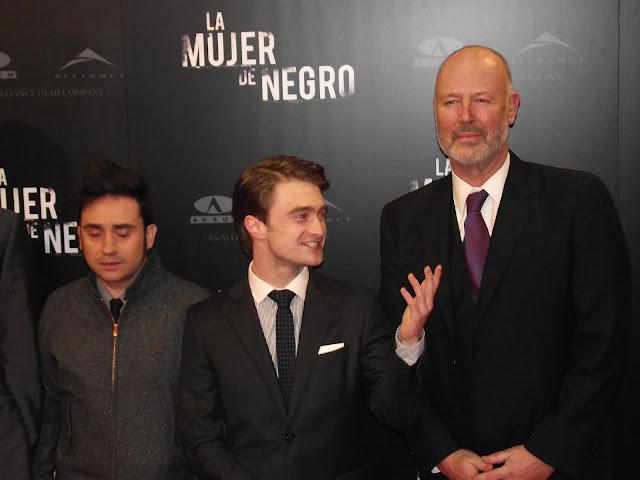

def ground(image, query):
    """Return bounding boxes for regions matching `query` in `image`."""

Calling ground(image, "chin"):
[306,254,324,267]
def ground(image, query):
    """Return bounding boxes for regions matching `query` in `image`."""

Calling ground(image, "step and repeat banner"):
[2,0,638,474]
[2,0,629,292]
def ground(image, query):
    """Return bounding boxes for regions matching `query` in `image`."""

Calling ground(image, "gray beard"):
[437,121,509,167]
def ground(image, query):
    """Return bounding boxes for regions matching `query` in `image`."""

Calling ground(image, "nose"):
[102,232,116,255]
[309,214,326,237]
[459,99,473,123]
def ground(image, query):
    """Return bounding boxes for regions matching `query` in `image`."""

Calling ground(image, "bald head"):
[436,45,513,96]
[433,45,520,185]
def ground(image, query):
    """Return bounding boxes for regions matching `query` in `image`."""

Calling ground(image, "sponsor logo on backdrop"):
[190,195,233,224]
[58,48,116,71]
[414,37,464,68]
[409,157,450,191]
[0,88,104,98]
[0,167,79,255]
[324,200,352,224]
[181,11,355,102]
[511,32,584,82]
[54,48,124,80]
[189,194,351,226]
[0,52,17,79]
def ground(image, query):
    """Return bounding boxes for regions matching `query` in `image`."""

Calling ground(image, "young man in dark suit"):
[380,46,630,479]
[0,208,41,480]
[177,155,441,479]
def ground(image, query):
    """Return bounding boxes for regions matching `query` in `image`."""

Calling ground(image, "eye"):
[475,97,490,103]
[115,227,133,238]
[443,98,458,106]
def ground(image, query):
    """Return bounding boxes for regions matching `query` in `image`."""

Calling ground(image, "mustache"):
[453,125,486,138]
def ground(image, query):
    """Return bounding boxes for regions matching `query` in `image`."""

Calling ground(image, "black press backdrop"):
[2,1,638,477]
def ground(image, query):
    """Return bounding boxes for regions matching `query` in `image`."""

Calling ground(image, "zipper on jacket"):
[111,318,119,386]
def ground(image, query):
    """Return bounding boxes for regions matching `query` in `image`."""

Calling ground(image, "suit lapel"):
[227,280,287,417]
[476,154,537,322]
[288,274,333,418]
[418,176,456,344]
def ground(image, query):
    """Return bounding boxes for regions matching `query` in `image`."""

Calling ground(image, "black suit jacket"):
[177,271,415,480]
[0,209,42,479]
[379,154,630,479]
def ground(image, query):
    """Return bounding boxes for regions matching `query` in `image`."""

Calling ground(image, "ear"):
[145,224,158,250]
[507,90,521,127]
[244,215,266,241]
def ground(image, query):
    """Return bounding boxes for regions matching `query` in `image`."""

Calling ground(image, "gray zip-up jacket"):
[33,253,209,480]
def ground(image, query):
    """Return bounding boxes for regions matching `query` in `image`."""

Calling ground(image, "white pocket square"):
[318,342,345,355]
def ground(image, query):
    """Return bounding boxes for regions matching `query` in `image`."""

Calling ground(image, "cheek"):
[436,113,456,134]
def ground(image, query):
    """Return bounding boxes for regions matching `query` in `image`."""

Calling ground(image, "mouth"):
[455,131,484,141]
[100,261,122,269]
[303,240,323,249]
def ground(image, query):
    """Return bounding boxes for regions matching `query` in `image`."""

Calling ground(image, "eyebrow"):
[287,205,327,215]
[81,223,136,229]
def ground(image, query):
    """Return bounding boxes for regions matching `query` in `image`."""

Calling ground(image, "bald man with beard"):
[379,46,630,479]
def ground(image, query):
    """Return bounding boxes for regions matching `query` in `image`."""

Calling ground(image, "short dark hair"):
[232,155,330,257]
[78,159,153,225]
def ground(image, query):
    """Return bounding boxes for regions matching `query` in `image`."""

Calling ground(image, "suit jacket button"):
[284,432,295,443]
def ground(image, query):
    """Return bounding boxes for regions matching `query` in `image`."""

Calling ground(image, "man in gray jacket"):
[33,160,208,479]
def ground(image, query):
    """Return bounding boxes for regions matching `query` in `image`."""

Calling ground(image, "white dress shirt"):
[452,152,510,241]
[247,263,423,371]
[248,263,307,375]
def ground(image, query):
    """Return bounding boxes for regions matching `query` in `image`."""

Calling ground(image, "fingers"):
[481,450,509,465]
[399,265,442,311]
[400,272,420,304]
[472,467,505,480]
[469,455,494,472]
[433,264,443,291]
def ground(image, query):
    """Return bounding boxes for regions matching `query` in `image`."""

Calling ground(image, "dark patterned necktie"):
[463,190,490,294]
[110,298,124,321]
[268,289,296,408]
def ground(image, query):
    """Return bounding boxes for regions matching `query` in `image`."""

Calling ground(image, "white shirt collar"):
[247,262,309,303]
[452,152,510,215]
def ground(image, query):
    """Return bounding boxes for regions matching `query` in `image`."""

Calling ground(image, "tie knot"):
[110,298,124,320]
[466,190,489,213]
[268,289,296,308]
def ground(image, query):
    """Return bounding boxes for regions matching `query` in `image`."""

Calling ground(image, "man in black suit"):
[380,46,630,479]
[177,155,441,479]
[0,208,41,479]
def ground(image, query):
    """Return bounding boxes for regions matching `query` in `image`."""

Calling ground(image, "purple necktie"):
[463,190,490,294]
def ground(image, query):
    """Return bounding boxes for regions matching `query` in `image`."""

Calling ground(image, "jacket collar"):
[87,250,165,300]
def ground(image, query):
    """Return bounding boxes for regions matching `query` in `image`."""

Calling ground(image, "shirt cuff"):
[394,326,425,366]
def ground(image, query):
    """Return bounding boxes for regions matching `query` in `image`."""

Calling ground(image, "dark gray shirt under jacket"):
[33,252,209,480]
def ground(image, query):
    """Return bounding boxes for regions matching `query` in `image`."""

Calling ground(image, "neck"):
[99,281,126,300]
[97,258,146,299]
[251,258,302,289]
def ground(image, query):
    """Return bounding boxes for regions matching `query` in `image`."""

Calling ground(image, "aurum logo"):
[0,52,17,80]
[190,195,233,224]
[414,37,464,68]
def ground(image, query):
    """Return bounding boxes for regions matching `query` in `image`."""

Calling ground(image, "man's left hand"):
[399,265,442,345]
[472,445,554,480]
